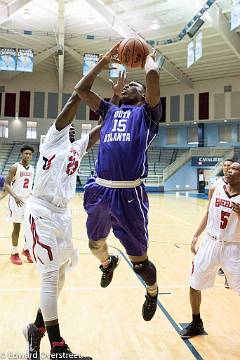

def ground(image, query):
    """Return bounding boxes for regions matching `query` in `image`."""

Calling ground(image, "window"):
[26,121,37,139]
[82,123,92,136]
[187,127,198,144]
[0,120,8,138]
[219,124,232,144]
[167,127,177,145]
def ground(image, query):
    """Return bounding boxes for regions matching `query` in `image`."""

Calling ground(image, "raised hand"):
[109,71,127,97]
[102,42,121,65]
[147,48,157,62]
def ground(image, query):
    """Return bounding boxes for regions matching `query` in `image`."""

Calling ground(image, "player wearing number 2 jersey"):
[4,145,35,265]
[180,162,240,339]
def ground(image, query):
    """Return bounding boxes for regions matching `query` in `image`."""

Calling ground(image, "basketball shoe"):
[10,253,22,265]
[23,323,46,360]
[22,249,33,263]
[142,291,158,321]
[218,268,225,276]
[50,339,92,359]
[100,254,120,288]
[180,319,204,338]
[225,276,229,288]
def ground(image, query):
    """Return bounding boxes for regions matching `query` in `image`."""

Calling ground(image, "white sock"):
[23,243,28,251]
[12,246,18,255]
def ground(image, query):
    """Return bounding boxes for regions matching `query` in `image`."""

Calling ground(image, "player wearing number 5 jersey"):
[180,162,240,339]
[4,145,35,265]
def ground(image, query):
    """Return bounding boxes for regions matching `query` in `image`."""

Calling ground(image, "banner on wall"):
[0,48,16,71]
[192,156,223,166]
[195,32,202,61]
[16,48,34,72]
[187,40,195,68]
[83,53,99,75]
[231,0,240,31]
[109,63,126,78]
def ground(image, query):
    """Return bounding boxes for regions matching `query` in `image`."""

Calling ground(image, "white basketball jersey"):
[11,162,34,198]
[33,123,89,208]
[206,183,240,242]
[212,176,227,188]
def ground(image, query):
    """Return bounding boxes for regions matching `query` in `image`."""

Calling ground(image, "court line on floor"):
[0,283,225,292]
[110,245,204,360]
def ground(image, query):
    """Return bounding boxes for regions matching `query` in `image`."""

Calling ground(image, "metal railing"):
[142,174,164,186]
[163,147,233,183]
[209,148,235,177]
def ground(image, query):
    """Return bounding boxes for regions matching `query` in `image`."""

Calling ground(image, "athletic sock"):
[12,246,18,255]
[46,323,61,345]
[147,283,158,297]
[192,313,201,322]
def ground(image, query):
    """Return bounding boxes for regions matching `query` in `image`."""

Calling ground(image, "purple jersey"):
[0,175,4,188]
[96,100,162,181]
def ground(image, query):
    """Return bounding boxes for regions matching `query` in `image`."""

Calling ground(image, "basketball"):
[118,37,149,68]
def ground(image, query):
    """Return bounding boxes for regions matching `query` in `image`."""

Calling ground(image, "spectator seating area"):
[78,145,188,186]
[0,142,188,186]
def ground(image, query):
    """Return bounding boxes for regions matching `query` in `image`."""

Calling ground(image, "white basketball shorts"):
[8,195,28,223]
[24,198,77,274]
[190,233,240,293]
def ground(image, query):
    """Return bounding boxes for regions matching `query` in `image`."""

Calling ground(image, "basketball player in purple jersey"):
[0,175,7,200]
[75,43,161,321]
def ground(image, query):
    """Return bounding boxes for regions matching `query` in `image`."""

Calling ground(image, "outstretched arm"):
[87,125,102,151]
[109,70,126,105]
[145,49,160,109]
[75,43,120,112]
[55,91,81,131]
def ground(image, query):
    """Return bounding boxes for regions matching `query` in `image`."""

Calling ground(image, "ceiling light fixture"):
[87,15,96,25]
[23,8,31,20]
[150,19,160,30]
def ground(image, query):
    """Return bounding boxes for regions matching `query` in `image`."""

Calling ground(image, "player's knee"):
[41,270,59,292]
[132,259,156,285]
[89,238,107,251]
[190,286,201,294]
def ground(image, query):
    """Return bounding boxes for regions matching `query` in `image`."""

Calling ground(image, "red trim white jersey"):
[11,162,34,198]
[212,176,227,188]
[32,123,89,208]
[206,183,240,242]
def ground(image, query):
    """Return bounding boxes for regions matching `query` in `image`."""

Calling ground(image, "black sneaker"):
[100,255,120,288]
[50,339,92,359]
[180,319,204,338]
[218,268,225,276]
[142,291,158,321]
[23,323,45,360]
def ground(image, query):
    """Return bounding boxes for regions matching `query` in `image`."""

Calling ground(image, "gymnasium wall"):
[1,72,240,144]
[164,161,198,191]
[0,72,108,141]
